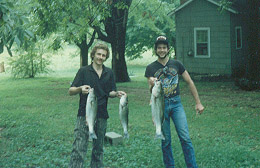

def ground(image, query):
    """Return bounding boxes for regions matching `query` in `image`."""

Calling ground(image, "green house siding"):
[175,0,232,75]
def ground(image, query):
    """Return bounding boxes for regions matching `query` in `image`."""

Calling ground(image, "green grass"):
[0,67,260,168]
[0,46,260,167]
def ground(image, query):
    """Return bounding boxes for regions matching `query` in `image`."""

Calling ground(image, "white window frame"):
[194,27,210,58]
[235,26,242,49]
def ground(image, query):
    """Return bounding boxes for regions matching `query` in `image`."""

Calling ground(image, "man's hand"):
[80,85,91,95]
[195,103,204,115]
[117,91,127,98]
[148,77,157,87]
[148,77,157,93]
[109,91,127,98]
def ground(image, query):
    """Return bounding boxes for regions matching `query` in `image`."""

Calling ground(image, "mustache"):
[156,51,169,58]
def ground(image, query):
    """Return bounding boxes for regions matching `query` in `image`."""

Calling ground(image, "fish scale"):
[86,88,97,140]
[151,80,165,140]
[119,94,129,139]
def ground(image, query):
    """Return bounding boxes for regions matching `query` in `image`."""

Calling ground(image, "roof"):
[169,0,239,16]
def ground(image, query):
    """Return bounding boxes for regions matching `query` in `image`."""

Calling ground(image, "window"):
[194,28,210,58]
[235,26,242,49]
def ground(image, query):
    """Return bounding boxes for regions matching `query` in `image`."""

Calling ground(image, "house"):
[170,0,248,76]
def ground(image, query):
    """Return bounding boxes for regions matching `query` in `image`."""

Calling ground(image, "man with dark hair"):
[145,36,204,168]
[68,43,126,168]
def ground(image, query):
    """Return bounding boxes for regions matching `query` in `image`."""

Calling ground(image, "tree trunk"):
[111,38,130,82]
[76,31,96,67]
[247,0,260,81]
[237,0,260,90]
[78,38,89,67]
[94,0,132,82]
[104,0,131,82]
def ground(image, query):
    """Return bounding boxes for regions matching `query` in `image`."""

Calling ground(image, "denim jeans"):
[162,95,197,168]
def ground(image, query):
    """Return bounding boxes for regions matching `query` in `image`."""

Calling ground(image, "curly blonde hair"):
[90,43,110,60]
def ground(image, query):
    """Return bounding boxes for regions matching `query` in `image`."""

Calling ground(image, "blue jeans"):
[162,95,197,168]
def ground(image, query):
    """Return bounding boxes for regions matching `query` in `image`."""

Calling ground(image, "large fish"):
[151,80,165,140]
[119,94,129,139]
[86,88,97,140]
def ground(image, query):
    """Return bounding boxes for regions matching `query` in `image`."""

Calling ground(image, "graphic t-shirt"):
[145,59,185,98]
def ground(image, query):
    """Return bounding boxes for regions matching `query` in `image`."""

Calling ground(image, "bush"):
[235,78,260,91]
[8,41,51,78]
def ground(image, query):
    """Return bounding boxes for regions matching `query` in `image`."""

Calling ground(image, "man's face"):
[93,49,107,66]
[156,44,169,59]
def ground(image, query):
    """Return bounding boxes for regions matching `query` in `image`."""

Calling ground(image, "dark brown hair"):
[154,36,169,51]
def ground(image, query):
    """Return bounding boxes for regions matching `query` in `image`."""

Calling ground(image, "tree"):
[33,0,104,66]
[93,0,176,82]
[33,0,133,82]
[220,0,260,90]
[9,38,51,78]
[125,0,177,60]
[12,0,178,82]
[246,0,260,82]
[93,0,132,82]
[0,0,54,78]
[0,0,33,56]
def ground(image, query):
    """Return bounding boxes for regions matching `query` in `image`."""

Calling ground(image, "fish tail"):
[155,133,165,140]
[124,132,129,139]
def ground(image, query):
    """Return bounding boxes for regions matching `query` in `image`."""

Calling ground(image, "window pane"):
[197,43,208,55]
[197,30,208,43]
[196,29,208,56]
[195,28,210,57]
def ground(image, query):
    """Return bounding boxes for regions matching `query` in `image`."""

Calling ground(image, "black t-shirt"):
[71,64,116,119]
[145,59,185,98]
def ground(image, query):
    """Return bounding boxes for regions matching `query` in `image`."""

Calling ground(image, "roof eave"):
[168,0,238,16]
[207,0,238,14]
[168,0,193,16]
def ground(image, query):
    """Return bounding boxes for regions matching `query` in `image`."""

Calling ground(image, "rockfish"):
[86,88,97,140]
[151,80,165,140]
[119,94,129,139]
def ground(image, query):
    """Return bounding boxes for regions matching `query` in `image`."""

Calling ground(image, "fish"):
[119,94,129,139]
[151,80,165,140]
[86,88,97,140]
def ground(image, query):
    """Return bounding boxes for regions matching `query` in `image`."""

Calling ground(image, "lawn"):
[0,47,259,167]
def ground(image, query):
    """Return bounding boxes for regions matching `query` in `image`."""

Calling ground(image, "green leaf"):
[0,41,4,54]
[2,13,8,22]
[6,45,12,56]
[25,30,34,38]
[14,35,21,47]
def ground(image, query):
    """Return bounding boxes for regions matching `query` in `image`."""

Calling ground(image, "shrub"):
[8,41,51,78]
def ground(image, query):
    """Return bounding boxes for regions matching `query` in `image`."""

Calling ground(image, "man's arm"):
[147,77,157,93]
[109,91,126,98]
[182,70,204,114]
[68,85,90,96]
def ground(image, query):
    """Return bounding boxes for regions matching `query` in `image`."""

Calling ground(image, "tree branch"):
[93,25,111,43]
[87,30,97,48]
